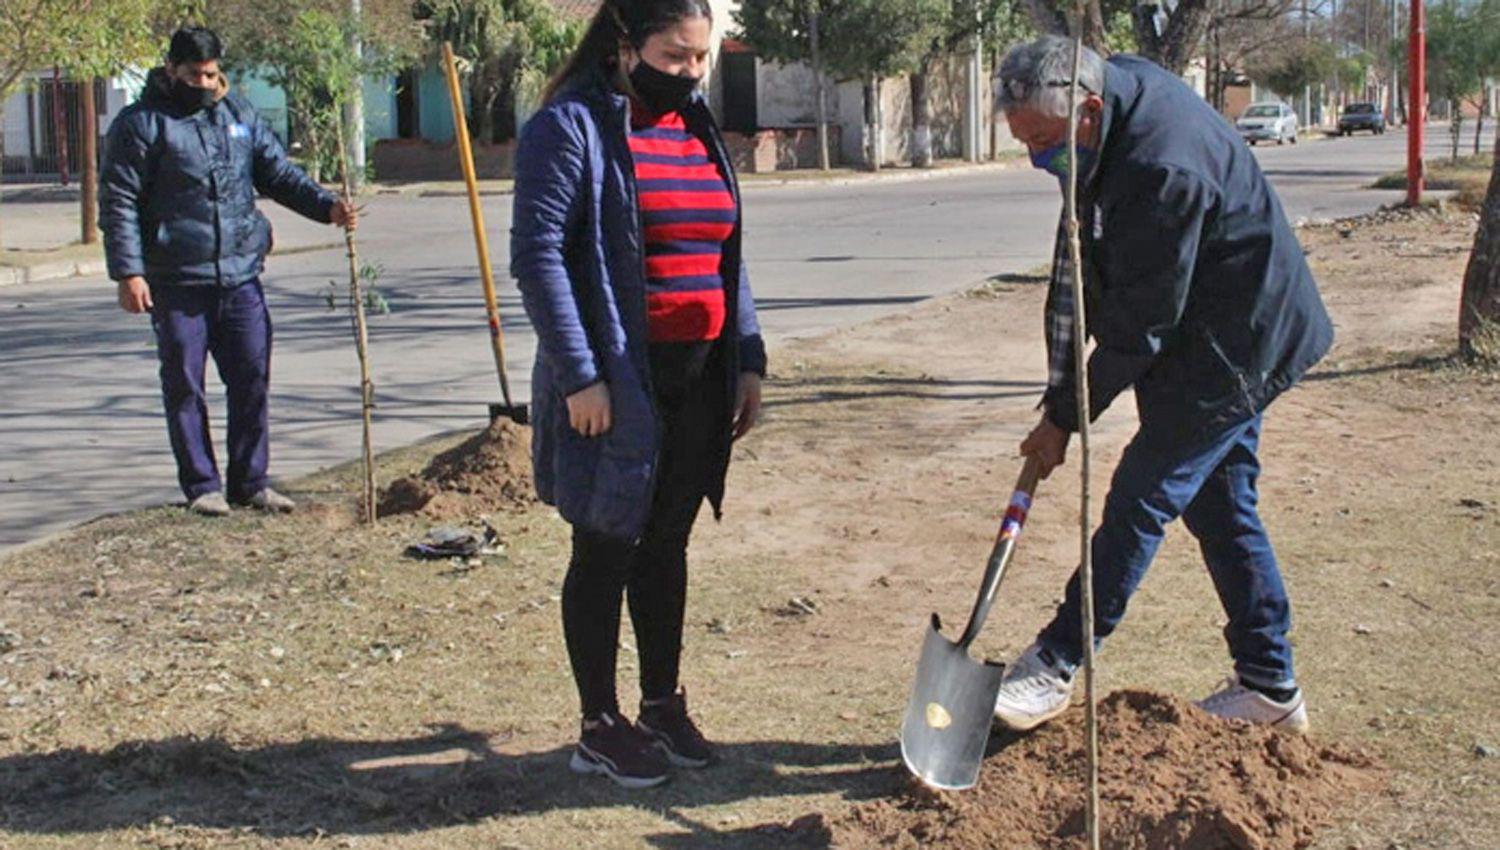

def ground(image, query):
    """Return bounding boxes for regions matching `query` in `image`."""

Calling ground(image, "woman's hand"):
[733,372,763,440]
[566,382,612,437]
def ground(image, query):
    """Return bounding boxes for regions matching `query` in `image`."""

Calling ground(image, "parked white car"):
[1236,102,1299,146]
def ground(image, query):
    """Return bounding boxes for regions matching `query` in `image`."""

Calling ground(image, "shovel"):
[900,454,1043,790]
[440,42,528,426]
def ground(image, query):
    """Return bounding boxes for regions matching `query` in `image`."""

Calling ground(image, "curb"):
[739,158,1025,191]
[0,257,108,288]
[0,242,345,288]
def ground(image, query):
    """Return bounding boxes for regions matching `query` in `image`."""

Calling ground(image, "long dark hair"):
[541,0,712,104]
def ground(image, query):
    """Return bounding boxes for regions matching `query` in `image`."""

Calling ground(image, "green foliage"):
[734,0,942,80]
[822,0,939,79]
[416,0,582,139]
[204,0,423,177]
[1,0,166,100]
[731,0,835,67]
[1248,40,1337,97]
[1426,0,1500,108]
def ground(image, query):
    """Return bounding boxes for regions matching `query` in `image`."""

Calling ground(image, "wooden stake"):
[335,122,377,524]
[1065,27,1102,850]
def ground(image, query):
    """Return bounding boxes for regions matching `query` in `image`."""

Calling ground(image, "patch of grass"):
[1372,154,1493,210]
[965,264,1051,298]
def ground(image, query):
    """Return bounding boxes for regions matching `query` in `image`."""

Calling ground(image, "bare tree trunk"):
[0,99,7,250]
[1452,103,1463,162]
[1477,92,1488,156]
[52,69,70,187]
[335,123,377,524]
[910,61,932,168]
[1459,130,1500,359]
[864,75,881,172]
[81,79,99,245]
[1134,0,1213,74]
[989,47,1001,160]
[809,10,830,171]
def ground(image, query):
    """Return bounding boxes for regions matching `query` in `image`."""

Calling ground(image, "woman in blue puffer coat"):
[509,0,766,790]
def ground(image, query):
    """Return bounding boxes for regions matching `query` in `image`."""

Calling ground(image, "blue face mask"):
[1029,142,1096,182]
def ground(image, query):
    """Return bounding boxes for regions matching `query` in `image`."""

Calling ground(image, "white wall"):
[755,59,841,127]
[2,90,29,159]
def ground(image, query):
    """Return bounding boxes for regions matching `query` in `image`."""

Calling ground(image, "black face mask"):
[170,77,218,114]
[628,59,700,115]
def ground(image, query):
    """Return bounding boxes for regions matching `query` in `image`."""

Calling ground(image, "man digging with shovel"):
[990,37,1333,734]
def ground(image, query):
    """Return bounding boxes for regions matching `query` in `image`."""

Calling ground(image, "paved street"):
[0,128,1449,550]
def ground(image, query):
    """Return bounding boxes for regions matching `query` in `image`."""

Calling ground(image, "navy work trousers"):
[149,279,272,502]
[1038,412,1297,691]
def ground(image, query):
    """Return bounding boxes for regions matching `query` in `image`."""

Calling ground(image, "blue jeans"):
[149,280,272,502]
[1037,413,1296,691]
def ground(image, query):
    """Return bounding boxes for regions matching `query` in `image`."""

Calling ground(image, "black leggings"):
[562,343,722,719]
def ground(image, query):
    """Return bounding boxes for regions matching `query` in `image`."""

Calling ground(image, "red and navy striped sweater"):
[628,108,735,343]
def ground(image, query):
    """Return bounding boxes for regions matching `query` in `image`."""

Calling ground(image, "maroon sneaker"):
[637,690,715,768]
[569,711,670,789]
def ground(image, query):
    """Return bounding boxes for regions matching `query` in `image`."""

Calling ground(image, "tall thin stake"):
[1065,27,1101,850]
[335,123,377,524]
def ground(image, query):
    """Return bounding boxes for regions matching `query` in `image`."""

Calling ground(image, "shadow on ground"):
[0,726,899,841]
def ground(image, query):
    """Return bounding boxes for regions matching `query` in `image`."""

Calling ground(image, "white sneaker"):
[187,491,230,517]
[1195,676,1310,733]
[993,642,1076,731]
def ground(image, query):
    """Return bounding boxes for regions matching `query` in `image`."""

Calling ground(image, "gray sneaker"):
[187,491,231,517]
[240,487,296,513]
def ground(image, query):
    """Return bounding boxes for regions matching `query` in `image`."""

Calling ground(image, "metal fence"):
[2,77,105,181]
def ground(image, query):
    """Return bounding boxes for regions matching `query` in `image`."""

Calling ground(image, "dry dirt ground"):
[1,206,1496,849]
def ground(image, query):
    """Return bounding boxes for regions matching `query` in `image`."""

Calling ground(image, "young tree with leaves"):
[732,0,852,169]
[205,0,423,180]
[0,0,164,244]
[819,0,935,169]
[416,0,582,144]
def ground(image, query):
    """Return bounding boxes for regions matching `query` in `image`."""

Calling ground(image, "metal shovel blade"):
[899,613,1006,791]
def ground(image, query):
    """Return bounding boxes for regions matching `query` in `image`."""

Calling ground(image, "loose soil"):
[828,691,1382,850]
[376,419,534,519]
[0,206,1495,850]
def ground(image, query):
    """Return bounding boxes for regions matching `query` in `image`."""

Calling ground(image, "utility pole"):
[1406,0,1424,205]
[344,0,366,192]
[1302,0,1312,128]
[1387,0,1398,123]
[964,4,983,163]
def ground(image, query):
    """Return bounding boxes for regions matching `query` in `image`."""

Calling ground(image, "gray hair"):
[995,35,1105,118]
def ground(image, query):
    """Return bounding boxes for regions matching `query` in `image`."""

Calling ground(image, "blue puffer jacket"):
[1045,56,1334,439]
[100,68,336,287]
[510,71,767,542]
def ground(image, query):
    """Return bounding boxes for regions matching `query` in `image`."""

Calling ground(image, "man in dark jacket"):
[990,37,1334,732]
[101,27,356,516]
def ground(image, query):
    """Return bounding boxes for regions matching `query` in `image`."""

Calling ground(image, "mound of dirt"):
[377,420,534,520]
[828,690,1383,850]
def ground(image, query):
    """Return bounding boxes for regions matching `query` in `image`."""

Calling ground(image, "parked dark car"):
[1338,102,1386,135]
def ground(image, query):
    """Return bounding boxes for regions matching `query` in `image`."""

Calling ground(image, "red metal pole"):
[1406,0,1425,206]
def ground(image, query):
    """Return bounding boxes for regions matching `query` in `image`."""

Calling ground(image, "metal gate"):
[2,76,104,180]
